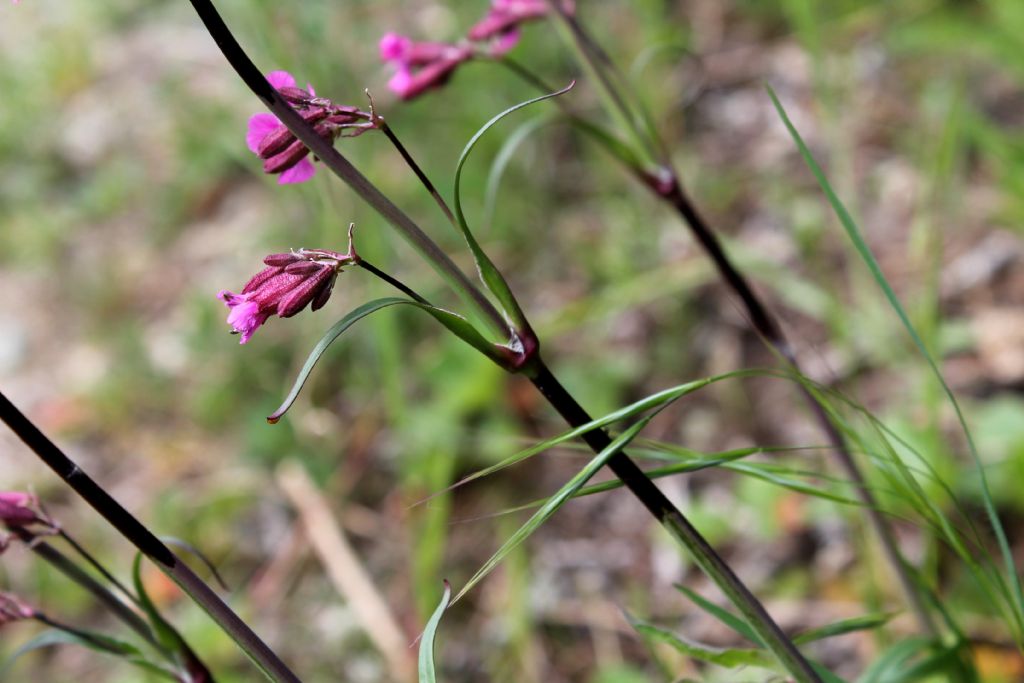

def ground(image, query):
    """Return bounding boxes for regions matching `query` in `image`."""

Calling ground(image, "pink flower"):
[219,247,358,344]
[467,0,574,46]
[378,34,473,100]
[246,72,377,184]
[246,71,318,185]
[0,491,43,528]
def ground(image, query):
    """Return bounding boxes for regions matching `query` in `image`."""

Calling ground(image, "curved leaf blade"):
[768,85,1024,638]
[631,620,773,668]
[0,628,178,680]
[418,580,451,683]
[269,298,503,423]
[160,536,229,591]
[453,414,655,603]
[453,83,575,330]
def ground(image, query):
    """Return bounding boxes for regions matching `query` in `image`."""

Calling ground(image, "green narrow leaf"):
[269,297,505,423]
[454,415,655,603]
[133,553,185,655]
[767,85,1024,638]
[453,83,575,331]
[0,628,179,680]
[793,613,895,645]
[674,584,760,644]
[160,536,229,591]
[483,115,550,234]
[428,370,760,497]
[856,637,934,683]
[480,447,776,518]
[132,554,210,680]
[418,580,451,683]
[631,620,773,668]
[632,617,848,682]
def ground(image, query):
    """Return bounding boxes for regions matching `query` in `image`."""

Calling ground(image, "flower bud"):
[219,245,357,344]
[0,492,41,528]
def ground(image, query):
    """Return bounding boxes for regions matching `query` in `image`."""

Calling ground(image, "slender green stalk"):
[12,528,157,648]
[358,260,429,304]
[541,1,663,170]
[186,0,510,342]
[526,360,821,681]
[59,529,142,609]
[379,122,458,229]
[355,265,821,681]
[0,391,301,683]
[525,8,940,639]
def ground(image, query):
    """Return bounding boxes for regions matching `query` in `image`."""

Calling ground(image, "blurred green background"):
[2,0,1024,681]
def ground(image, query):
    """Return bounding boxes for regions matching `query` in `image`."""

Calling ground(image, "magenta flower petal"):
[379,32,412,62]
[278,157,316,185]
[387,68,414,98]
[0,492,38,527]
[219,292,267,344]
[247,113,283,153]
[493,27,522,55]
[266,70,297,90]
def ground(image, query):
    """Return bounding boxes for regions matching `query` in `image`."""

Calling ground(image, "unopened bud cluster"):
[218,244,358,344]
[246,71,379,185]
[380,0,575,100]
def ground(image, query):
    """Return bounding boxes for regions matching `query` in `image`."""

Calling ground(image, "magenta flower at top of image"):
[219,246,358,344]
[467,0,574,43]
[379,33,474,100]
[246,71,377,185]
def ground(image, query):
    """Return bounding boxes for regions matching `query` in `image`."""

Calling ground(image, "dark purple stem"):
[185,0,509,339]
[13,527,156,647]
[358,261,820,680]
[0,391,300,683]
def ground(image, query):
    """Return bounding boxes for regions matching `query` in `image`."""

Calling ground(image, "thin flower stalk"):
[10,527,158,648]
[348,261,821,682]
[499,1,942,640]
[0,391,302,683]
[187,0,512,347]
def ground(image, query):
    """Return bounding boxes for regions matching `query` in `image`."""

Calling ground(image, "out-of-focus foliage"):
[2,0,1024,681]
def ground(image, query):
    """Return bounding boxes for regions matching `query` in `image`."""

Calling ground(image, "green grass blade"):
[418,580,451,683]
[0,629,179,680]
[454,83,575,331]
[793,613,895,645]
[483,115,549,234]
[631,620,773,668]
[269,298,504,423]
[420,370,762,502]
[632,616,848,682]
[767,85,1024,638]
[512,445,865,515]
[674,584,759,644]
[132,553,186,656]
[453,415,655,603]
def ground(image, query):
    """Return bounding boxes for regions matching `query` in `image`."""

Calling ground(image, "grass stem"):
[0,391,302,683]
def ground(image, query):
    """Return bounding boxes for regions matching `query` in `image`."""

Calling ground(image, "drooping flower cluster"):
[380,0,574,100]
[218,241,358,344]
[468,0,571,42]
[246,71,378,185]
[379,35,474,101]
